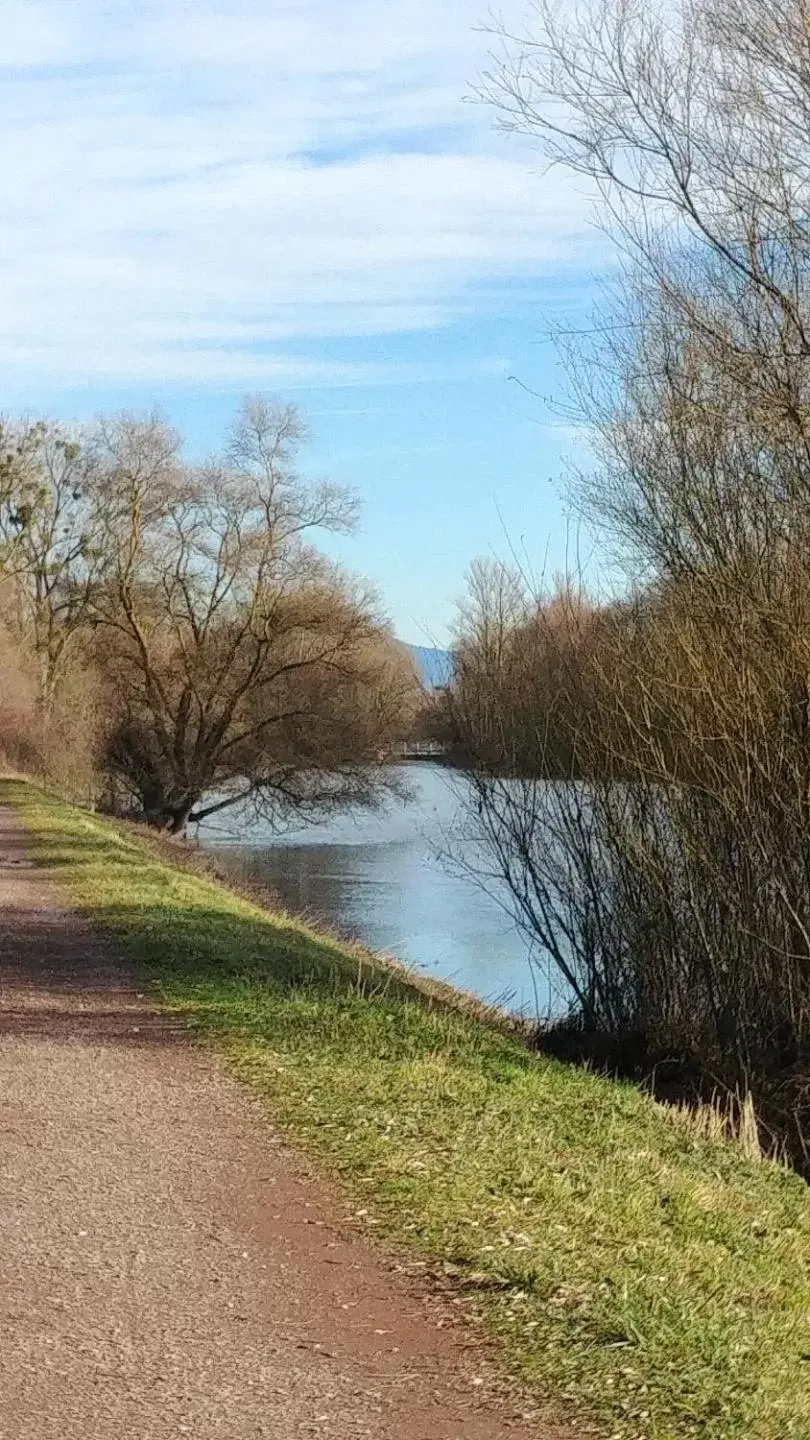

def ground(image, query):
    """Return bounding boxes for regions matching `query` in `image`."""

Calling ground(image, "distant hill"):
[406,644,454,690]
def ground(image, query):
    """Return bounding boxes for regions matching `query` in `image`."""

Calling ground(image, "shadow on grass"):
[88,895,529,1071]
[27,827,516,1015]
[9,823,525,1071]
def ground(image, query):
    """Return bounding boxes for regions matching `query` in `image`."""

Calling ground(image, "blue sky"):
[0,0,606,645]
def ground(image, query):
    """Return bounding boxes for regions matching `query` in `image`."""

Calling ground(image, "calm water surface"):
[196,765,553,1015]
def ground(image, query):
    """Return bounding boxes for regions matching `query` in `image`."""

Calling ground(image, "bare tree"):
[0,419,108,712]
[89,400,418,832]
[481,0,810,561]
[445,0,810,1162]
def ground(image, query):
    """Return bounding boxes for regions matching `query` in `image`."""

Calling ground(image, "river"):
[195,764,554,1016]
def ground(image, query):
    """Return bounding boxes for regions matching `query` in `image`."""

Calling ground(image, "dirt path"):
[0,807,570,1440]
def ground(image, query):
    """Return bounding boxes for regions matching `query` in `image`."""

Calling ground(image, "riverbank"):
[194,761,543,1015]
[9,777,810,1440]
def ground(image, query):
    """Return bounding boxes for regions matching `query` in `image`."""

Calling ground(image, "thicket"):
[447,0,810,1166]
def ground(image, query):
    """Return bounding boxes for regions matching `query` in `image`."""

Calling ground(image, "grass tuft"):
[8,778,810,1440]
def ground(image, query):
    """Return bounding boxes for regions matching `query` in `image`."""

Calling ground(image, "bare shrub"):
[450,562,810,1159]
[451,0,810,1164]
[0,600,42,774]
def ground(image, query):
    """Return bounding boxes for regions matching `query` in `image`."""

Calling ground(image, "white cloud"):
[0,0,598,391]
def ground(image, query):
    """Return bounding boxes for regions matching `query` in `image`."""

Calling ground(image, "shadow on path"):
[0,806,187,1047]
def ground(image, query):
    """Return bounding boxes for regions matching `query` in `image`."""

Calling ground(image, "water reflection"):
[197,765,552,1016]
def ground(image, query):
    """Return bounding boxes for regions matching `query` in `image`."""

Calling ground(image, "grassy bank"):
[8,777,810,1440]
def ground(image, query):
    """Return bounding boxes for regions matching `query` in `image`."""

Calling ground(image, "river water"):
[195,764,554,1016]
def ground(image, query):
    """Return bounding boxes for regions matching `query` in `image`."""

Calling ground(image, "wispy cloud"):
[0,0,597,391]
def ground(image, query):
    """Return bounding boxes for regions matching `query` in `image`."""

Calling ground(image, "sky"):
[0,0,606,645]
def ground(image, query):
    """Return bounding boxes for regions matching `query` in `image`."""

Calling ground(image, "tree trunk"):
[139,787,198,835]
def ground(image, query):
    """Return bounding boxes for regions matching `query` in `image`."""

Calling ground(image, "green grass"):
[8,777,810,1440]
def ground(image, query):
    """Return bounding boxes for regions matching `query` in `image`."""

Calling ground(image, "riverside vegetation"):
[425,0,810,1173]
[10,776,810,1440]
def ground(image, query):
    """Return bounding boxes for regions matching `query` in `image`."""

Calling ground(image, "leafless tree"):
[0,398,419,830]
[88,399,418,832]
[481,0,810,561]
[0,419,108,712]
[450,0,810,1162]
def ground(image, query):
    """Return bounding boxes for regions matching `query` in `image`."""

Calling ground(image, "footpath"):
[0,806,559,1440]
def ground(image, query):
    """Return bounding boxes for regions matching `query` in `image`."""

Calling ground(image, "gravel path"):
[0,806,569,1440]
